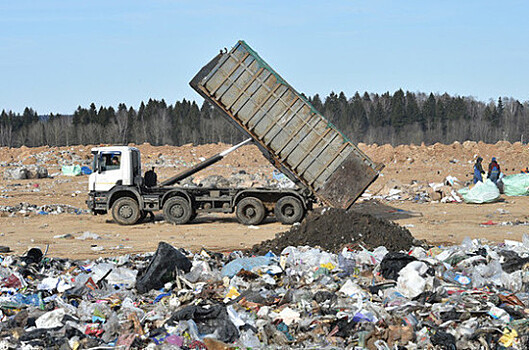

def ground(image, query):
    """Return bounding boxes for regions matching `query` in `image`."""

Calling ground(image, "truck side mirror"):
[97,159,103,174]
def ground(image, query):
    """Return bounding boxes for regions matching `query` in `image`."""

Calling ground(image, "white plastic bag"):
[397,261,428,298]
[460,179,500,204]
[36,308,66,329]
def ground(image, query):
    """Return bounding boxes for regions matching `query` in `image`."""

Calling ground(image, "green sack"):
[502,173,529,196]
[459,179,500,204]
[62,165,82,176]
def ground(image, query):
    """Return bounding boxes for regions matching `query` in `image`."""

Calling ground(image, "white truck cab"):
[89,146,142,192]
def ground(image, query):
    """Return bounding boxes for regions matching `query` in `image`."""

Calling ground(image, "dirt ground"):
[1,141,529,259]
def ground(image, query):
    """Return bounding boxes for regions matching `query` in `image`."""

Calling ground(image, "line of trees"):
[1,90,528,148]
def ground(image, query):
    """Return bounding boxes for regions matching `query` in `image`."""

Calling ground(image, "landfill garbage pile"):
[2,238,529,349]
[180,172,295,190]
[0,203,88,216]
[365,177,463,203]
[2,166,48,180]
[253,208,418,255]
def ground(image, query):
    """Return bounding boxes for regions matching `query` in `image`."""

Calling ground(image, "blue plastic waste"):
[81,166,93,175]
[272,170,286,180]
[353,312,373,323]
[14,293,43,308]
[276,322,294,341]
[154,292,171,303]
[221,256,273,277]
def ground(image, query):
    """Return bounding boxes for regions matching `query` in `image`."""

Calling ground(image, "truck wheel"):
[236,197,265,225]
[112,197,141,225]
[163,197,193,224]
[275,196,304,224]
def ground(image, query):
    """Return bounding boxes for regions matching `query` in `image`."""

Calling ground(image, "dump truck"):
[86,40,383,225]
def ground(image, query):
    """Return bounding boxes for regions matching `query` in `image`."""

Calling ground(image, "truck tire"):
[112,197,141,225]
[275,196,304,224]
[236,197,265,225]
[163,197,193,224]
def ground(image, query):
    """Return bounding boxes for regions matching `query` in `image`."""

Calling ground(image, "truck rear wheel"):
[112,197,141,225]
[275,196,304,224]
[236,197,265,225]
[163,197,193,224]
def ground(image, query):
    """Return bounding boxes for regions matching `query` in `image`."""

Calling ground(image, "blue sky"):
[1,0,528,114]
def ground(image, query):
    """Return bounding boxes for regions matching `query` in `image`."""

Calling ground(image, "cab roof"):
[90,146,139,153]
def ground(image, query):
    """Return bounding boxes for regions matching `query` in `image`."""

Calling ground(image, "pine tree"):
[351,92,368,134]
[405,91,421,125]
[390,89,406,129]
[362,92,371,102]
[309,94,324,112]
[423,93,437,131]
[496,97,504,127]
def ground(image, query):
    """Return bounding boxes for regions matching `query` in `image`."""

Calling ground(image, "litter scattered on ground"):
[367,176,463,203]
[366,172,529,205]
[53,233,74,239]
[480,220,529,228]
[0,203,88,216]
[2,166,48,180]
[75,232,102,240]
[2,236,529,348]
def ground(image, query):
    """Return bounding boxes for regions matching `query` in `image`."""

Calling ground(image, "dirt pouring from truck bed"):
[252,207,417,255]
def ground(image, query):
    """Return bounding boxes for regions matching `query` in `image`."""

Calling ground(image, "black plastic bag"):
[135,242,192,293]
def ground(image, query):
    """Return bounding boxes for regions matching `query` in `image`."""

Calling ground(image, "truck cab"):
[89,146,142,192]
[88,146,149,224]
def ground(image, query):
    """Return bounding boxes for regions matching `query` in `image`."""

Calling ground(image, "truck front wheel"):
[236,197,266,225]
[275,196,304,224]
[112,197,141,225]
[163,197,193,224]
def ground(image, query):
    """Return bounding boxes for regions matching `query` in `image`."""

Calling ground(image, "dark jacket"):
[488,161,501,181]
[488,161,500,175]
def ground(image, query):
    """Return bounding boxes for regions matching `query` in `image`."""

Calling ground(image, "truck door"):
[92,151,123,192]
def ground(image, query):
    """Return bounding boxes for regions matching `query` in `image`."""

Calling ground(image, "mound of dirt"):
[252,208,417,254]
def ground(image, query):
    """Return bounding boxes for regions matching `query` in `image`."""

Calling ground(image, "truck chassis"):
[87,185,314,226]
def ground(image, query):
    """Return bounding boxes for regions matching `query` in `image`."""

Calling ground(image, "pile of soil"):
[252,208,417,254]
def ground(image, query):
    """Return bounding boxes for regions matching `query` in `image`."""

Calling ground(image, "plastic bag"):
[459,179,500,204]
[61,165,82,176]
[457,187,469,196]
[502,173,529,196]
[81,166,93,175]
[221,256,274,278]
[135,242,192,293]
[397,261,428,299]
[35,308,66,329]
